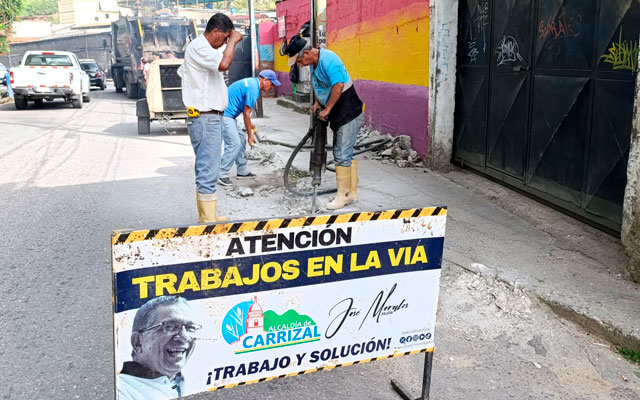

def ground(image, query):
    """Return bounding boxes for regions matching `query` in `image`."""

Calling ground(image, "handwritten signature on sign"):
[601,28,639,73]
[496,35,524,66]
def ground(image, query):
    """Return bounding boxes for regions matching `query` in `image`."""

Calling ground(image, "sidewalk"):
[254,97,640,352]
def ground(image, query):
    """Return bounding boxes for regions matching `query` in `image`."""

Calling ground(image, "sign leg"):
[390,350,433,400]
[421,351,434,400]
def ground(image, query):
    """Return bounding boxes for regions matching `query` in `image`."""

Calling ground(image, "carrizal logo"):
[222,297,321,354]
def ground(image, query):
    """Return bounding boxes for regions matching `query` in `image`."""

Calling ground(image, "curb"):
[539,298,640,353]
[276,97,309,115]
[451,258,640,353]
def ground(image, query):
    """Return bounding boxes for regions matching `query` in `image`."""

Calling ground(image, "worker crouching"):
[286,36,364,210]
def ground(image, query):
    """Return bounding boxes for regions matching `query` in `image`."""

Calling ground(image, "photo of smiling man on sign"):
[117,296,201,400]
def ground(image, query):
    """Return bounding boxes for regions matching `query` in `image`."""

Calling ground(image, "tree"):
[0,0,23,54]
[20,0,58,16]
[253,0,275,11]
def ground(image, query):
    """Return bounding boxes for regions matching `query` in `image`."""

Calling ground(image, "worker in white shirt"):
[178,13,242,223]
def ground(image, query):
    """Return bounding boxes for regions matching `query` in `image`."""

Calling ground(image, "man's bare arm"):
[219,30,243,71]
[319,82,344,120]
[243,105,256,146]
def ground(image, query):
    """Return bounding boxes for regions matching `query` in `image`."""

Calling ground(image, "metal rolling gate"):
[453,0,639,233]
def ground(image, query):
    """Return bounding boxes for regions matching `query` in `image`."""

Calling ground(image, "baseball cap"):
[258,69,281,86]
[285,35,311,66]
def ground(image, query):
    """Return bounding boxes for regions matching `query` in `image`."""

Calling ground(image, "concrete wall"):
[58,0,119,26]
[12,21,53,42]
[426,0,457,170]
[0,32,113,75]
[274,0,431,156]
[622,58,640,283]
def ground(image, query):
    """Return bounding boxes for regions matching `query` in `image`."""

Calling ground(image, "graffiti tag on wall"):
[496,35,524,66]
[601,29,639,72]
[474,2,489,52]
[437,22,451,78]
[468,41,479,64]
[538,8,582,40]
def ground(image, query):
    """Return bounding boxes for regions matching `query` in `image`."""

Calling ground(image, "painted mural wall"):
[259,21,276,70]
[274,0,310,96]
[274,0,431,155]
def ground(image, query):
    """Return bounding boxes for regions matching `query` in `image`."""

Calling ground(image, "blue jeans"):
[4,72,13,98]
[219,116,249,178]
[333,113,364,167]
[188,114,222,196]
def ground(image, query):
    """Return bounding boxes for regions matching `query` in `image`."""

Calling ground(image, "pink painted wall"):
[326,0,430,156]
[275,0,310,39]
[355,81,428,156]
[274,0,430,156]
[274,0,309,97]
[259,21,276,45]
[326,0,427,31]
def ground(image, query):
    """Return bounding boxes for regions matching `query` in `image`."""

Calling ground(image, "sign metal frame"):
[111,207,446,399]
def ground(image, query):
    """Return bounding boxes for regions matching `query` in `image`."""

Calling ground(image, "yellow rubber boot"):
[327,166,353,210]
[196,191,203,216]
[350,160,358,203]
[197,193,228,223]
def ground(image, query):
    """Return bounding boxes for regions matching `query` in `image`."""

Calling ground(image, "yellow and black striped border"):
[112,207,447,246]
[208,347,433,391]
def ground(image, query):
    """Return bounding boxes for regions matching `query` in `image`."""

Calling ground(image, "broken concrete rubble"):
[368,133,424,168]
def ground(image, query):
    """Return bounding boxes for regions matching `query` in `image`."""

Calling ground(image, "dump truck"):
[111,16,197,99]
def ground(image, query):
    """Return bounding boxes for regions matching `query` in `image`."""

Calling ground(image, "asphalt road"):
[0,89,639,400]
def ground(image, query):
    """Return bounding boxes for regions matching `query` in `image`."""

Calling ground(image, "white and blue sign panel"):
[112,207,447,399]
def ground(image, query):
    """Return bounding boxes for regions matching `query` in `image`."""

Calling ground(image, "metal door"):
[488,0,533,179]
[454,0,491,168]
[453,0,639,233]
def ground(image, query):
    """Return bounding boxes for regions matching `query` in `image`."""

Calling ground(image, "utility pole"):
[248,0,256,78]
[249,0,263,117]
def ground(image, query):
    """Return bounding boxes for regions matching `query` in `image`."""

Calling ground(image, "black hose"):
[259,136,390,152]
[283,127,337,197]
[354,137,391,153]
[276,131,391,197]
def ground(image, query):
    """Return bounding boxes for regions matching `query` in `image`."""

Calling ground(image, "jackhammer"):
[309,113,328,213]
[282,111,334,213]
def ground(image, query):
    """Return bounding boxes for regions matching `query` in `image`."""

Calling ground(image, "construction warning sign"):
[112,207,447,400]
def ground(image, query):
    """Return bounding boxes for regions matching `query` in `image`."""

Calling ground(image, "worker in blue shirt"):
[218,70,281,186]
[4,69,13,99]
[286,36,364,210]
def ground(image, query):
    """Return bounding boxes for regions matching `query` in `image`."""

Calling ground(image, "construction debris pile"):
[358,126,423,168]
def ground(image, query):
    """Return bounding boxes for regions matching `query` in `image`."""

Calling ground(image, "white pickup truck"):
[10,50,91,110]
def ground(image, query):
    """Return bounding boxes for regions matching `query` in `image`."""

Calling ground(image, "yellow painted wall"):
[328,2,429,87]
[274,40,290,73]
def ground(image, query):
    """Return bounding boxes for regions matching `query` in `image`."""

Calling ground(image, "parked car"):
[0,63,7,85]
[10,50,90,109]
[80,59,106,90]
